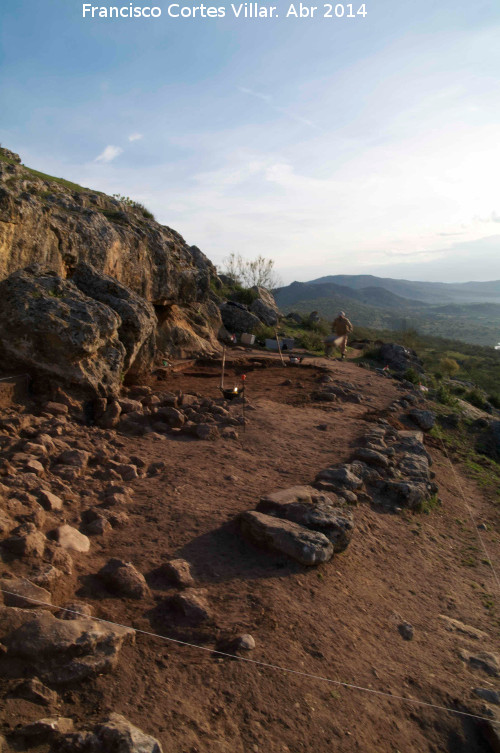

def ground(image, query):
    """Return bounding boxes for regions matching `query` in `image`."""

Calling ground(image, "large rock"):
[0,267,126,396]
[0,576,51,608]
[0,152,221,359]
[408,409,435,431]
[73,262,156,378]
[257,486,354,552]
[219,302,260,333]
[56,713,163,753]
[2,608,135,683]
[379,342,423,373]
[239,510,334,565]
[250,287,280,326]
[315,466,363,490]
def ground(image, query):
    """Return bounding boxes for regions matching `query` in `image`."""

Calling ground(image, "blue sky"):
[1,0,500,283]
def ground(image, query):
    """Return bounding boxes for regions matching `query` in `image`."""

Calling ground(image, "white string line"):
[0,588,497,726]
[434,426,500,595]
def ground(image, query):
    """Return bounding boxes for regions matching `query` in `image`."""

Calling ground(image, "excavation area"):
[0,354,499,753]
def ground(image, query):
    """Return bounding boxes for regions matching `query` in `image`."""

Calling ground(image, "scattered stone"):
[54,525,90,553]
[85,517,112,536]
[58,449,90,469]
[30,565,63,589]
[474,688,500,705]
[315,466,363,490]
[234,633,255,651]
[89,713,163,753]
[25,458,45,475]
[56,602,94,620]
[239,510,334,566]
[38,490,64,511]
[408,409,435,431]
[195,423,220,440]
[161,559,194,588]
[2,524,46,558]
[171,589,211,624]
[20,717,74,741]
[99,558,150,599]
[10,677,59,706]
[353,447,389,468]
[44,402,69,417]
[0,576,51,609]
[398,622,414,641]
[221,427,238,440]
[459,649,499,676]
[438,614,489,640]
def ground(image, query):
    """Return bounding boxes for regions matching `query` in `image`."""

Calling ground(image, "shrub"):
[298,331,325,353]
[488,394,500,410]
[404,368,420,384]
[440,357,460,377]
[466,388,489,411]
[436,384,457,406]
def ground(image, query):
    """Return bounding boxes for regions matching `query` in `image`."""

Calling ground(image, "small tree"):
[440,357,460,378]
[221,253,282,290]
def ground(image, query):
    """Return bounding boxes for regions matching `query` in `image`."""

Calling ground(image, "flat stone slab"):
[257,486,354,553]
[239,510,334,566]
[54,525,90,553]
[0,577,51,609]
[438,614,489,641]
[459,649,499,677]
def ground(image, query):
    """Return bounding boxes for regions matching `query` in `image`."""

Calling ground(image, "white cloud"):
[128,133,143,142]
[95,145,123,163]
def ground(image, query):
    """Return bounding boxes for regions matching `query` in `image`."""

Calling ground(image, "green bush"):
[488,394,500,409]
[404,368,420,384]
[466,388,488,410]
[436,384,457,406]
[298,331,325,352]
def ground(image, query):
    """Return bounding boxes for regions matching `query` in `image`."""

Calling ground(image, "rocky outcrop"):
[250,286,280,326]
[219,302,260,333]
[0,148,221,358]
[379,343,423,373]
[0,267,126,396]
[55,713,163,753]
[73,262,156,378]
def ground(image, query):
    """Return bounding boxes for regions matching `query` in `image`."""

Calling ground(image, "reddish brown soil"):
[1,353,499,752]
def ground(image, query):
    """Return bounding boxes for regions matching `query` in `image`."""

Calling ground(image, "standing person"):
[324,311,353,359]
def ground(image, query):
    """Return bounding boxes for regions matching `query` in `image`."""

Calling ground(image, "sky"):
[1,0,500,284]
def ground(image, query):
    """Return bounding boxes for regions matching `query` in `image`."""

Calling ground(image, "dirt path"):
[1,356,499,752]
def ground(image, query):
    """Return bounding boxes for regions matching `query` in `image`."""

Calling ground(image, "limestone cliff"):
[0,147,221,358]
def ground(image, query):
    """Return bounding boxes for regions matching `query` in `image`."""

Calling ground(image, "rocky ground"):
[0,352,499,753]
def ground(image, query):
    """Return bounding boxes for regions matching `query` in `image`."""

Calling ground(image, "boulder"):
[38,490,64,511]
[73,262,156,378]
[379,342,423,373]
[459,649,499,677]
[98,558,150,599]
[3,608,135,683]
[353,448,389,468]
[250,287,280,326]
[219,302,260,334]
[408,409,435,431]
[257,486,354,552]
[0,267,126,396]
[239,510,334,565]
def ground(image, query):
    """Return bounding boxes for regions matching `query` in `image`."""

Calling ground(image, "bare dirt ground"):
[1,351,499,753]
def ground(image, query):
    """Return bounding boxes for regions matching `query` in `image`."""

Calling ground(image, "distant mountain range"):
[274,275,500,347]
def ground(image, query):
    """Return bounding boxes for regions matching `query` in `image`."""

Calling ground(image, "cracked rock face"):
[1,607,135,684]
[0,268,126,396]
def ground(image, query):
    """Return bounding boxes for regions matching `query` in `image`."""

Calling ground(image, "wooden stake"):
[220,345,226,389]
[275,329,285,367]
